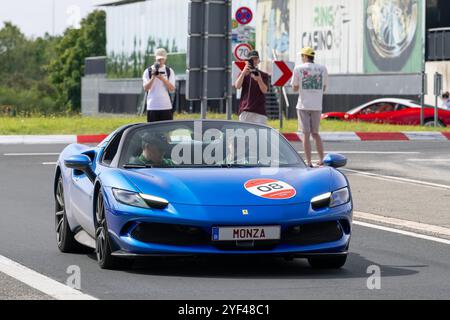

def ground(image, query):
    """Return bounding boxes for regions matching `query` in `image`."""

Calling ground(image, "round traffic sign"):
[244,179,297,200]
[235,7,253,25]
[234,43,253,61]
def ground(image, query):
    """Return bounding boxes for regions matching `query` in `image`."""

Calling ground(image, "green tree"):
[48,10,106,111]
[0,22,60,115]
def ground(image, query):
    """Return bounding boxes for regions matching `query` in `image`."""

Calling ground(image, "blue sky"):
[0,0,97,37]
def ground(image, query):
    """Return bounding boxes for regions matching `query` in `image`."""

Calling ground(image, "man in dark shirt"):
[234,50,269,125]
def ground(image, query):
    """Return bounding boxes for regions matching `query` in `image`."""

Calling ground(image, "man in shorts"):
[291,47,328,167]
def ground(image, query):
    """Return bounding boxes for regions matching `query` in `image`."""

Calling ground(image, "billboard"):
[256,0,424,75]
[255,0,291,71]
[363,0,424,73]
[289,0,364,74]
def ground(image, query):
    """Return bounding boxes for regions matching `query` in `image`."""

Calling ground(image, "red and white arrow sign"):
[272,61,294,87]
[232,61,247,85]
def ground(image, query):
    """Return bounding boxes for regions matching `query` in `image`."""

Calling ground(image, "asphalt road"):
[0,141,449,300]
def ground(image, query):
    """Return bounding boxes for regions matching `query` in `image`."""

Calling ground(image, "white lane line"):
[298,151,420,155]
[343,168,450,190]
[354,211,450,238]
[408,158,450,162]
[4,153,60,156]
[0,255,97,300]
[43,162,57,165]
[354,221,450,246]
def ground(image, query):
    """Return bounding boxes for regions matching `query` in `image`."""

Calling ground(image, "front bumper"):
[103,189,353,256]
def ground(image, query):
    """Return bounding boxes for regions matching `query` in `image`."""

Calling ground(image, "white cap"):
[155,48,168,60]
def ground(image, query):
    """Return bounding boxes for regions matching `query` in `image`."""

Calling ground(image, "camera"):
[153,63,166,76]
[248,59,260,77]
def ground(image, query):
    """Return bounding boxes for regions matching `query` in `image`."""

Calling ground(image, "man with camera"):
[143,48,176,122]
[235,50,269,125]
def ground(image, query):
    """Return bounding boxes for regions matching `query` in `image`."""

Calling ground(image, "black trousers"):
[147,109,173,123]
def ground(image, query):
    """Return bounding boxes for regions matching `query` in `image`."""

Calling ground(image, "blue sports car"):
[54,120,353,270]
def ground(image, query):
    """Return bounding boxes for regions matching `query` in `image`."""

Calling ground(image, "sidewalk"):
[0,132,449,144]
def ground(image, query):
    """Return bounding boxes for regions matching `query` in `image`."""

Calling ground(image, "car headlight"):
[112,189,169,209]
[311,187,350,210]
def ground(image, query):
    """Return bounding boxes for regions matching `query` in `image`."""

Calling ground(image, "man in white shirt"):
[143,48,176,122]
[291,47,328,167]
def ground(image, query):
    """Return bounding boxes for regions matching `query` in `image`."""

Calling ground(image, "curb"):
[283,132,450,142]
[0,132,449,145]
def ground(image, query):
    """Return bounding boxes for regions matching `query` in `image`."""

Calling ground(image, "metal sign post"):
[420,72,426,126]
[420,4,426,126]
[226,0,233,121]
[201,1,210,120]
[272,50,294,130]
[187,0,232,120]
[434,72,443,127]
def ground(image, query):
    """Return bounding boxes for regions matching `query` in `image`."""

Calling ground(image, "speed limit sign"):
[234,43,253,61]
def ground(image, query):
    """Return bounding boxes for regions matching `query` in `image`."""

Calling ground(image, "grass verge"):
[0,114,448,135]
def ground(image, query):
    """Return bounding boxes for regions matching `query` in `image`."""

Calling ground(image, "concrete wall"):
[82,73,423,116]
[81,76,142,115]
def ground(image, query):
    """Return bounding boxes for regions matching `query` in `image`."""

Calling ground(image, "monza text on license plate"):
[212,226,281,241]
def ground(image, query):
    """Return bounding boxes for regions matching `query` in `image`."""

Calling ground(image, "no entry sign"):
[235,7,253,25]
[234,43,253,61]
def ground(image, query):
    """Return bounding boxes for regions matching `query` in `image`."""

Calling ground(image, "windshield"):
[120,121,304,168]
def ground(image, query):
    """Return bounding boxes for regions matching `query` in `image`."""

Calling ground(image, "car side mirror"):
[65,155,96,183]
[323,153,347,168]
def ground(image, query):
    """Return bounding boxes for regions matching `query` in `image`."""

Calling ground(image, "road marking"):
[354,211,450,238]
[0,255,97,300]
[408,159,450,162]
[4,153,60,156]
[343,168,450,190]
[298,151,420,155]
[43,162,57,166]
[354,221,450,246]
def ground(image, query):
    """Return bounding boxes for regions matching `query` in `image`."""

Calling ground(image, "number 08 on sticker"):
[244,179,296,200]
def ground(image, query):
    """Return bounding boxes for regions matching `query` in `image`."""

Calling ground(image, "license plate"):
[212,226,281,241]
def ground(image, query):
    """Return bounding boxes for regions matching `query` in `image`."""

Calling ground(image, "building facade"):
[83,0,450,116]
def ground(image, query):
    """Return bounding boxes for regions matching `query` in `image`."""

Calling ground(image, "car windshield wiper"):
[123,164,154,169]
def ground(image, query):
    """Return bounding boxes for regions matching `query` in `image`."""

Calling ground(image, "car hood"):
[120,167,341,206]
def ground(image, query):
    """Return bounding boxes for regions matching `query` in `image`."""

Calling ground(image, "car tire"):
[424,119,445,127]
[95,190,134,270]
[308,255,347,269]
[55,176,87,253]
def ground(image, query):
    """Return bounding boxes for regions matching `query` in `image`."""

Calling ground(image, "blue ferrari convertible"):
[54,120,352,269]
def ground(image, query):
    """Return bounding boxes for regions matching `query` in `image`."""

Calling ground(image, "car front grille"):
[131,223,210,246]
[130,220,345,249]
[282,221,344,246]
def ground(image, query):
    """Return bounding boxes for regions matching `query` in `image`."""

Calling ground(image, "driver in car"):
[135,135,174,167]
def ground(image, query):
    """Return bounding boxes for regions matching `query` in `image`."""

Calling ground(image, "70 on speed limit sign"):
[234,43,253,61]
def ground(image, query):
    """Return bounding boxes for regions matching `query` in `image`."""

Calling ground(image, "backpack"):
[144,66,173,110]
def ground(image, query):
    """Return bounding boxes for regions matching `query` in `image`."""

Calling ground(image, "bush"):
[0,86,60,116]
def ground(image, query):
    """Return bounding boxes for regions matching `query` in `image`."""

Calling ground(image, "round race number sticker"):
[244,179,297,200]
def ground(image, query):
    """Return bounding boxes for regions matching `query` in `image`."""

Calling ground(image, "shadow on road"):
[110,252,422,280]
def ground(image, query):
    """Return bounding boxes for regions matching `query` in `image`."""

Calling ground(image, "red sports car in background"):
[322,98,450,127]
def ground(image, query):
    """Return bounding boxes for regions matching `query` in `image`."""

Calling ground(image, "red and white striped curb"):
[0,134,108,145]
[283,132,450,142]
[0,132,449,145]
